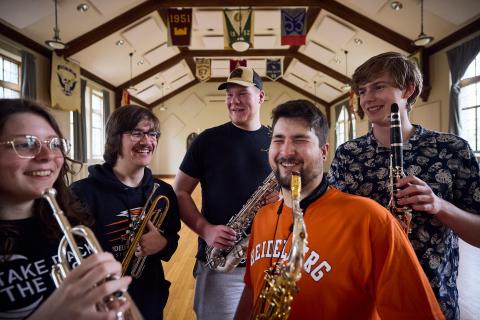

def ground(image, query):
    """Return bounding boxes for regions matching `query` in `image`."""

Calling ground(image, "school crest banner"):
[167,8,192,46]
[281,8,306,46]
[50,52,80,112]
[195,58,211,82]
[223,9,254,50]
[266,58,282,81]
[229,59,247,73]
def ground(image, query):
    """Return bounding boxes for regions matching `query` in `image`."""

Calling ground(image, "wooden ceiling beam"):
[293,52,350,84]
[328,92,349,107]
[277,78,328,107]
[425,17,480,56]
[117,54,184,89]
[62,0,160,57]
[185,48,297,57]
[148,79,199,108]
[318,0,417,53]
[0,21,50,57]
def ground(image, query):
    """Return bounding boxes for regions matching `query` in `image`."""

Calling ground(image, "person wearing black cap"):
[174,66,278,320]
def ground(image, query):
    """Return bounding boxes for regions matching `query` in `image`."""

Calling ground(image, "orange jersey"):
[245,187,444,320]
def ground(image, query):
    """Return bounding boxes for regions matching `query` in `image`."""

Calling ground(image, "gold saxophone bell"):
[121,182,170,278]
[42,188,143,320]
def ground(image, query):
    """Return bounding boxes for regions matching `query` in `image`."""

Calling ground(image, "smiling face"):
[357,73,414,127]
[0,113,64,205]
[269,117,328,195]
[117,119,157,169]
[225,84,264,130]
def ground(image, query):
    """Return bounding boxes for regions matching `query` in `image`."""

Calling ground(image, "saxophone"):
[388,103,413,234]
[205,172,278,272]
[251,171,307,320]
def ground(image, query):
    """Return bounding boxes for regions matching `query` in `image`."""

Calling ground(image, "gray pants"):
[193,261,245,320]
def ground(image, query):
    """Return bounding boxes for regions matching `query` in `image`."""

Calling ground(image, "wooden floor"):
[161,179,480,320]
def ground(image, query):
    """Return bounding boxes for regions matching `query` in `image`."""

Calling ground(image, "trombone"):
[42,188,143,320]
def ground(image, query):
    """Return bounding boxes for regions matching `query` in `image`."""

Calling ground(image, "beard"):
[272,156,322,191]
[273,157,305,189]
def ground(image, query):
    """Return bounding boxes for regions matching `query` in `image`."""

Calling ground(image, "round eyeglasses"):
[0,135,70,159]
[125,129,161,142]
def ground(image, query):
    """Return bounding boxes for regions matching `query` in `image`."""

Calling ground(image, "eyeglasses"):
[125,129,161,142]
[0,135,70,159]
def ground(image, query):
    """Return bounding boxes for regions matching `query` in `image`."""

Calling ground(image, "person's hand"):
[30,252,132,320]
[395,175,445,215]
[263,189,280,206]
[203,223,237,249]
[135,220,167,257]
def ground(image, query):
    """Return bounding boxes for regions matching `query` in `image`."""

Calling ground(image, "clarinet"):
[388,103,412,234]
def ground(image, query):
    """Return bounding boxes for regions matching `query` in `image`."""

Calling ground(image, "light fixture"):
[390,1,403,11]
[341,50,351,91]
[45,0,67,50]
[159,82,167,111]
[413,0,434,46]
[77,3,89,12]
[353,38,363,45]
[231,8,250,52]
[116,40,125,46]
[127,52,137,94]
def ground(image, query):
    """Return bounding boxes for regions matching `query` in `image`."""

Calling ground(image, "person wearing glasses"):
[71,104,180,320]
[0,98,132,319]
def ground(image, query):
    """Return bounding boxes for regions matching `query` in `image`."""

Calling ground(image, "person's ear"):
[402,83,415,100]
[258,90,265,104]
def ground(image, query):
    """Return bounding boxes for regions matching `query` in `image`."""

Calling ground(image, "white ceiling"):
[1,0,479,106]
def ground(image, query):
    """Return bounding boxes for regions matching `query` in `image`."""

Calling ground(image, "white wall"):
[151,81,327,175]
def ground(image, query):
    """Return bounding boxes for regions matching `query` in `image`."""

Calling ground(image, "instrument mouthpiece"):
[391,103,399,113]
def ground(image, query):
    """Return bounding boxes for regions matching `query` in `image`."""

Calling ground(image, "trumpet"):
[42,188,142,320]
[121,182,169,278]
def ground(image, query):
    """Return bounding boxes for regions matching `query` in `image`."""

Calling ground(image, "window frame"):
[0,53,21,98]
[85,85,105,163]
[335,105,356,148]
[459,53,480,155]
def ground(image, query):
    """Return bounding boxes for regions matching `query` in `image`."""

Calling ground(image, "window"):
[335,105,355,148]
[85,86,105,162]
[0,53,20,98]
[459,52,480,154]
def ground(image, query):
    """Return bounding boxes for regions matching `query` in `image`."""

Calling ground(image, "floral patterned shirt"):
[327,124,480,320]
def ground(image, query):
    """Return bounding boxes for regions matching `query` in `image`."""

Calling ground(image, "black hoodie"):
[70,163,180,320]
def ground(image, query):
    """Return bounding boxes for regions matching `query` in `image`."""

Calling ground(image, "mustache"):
[276,156,303,164]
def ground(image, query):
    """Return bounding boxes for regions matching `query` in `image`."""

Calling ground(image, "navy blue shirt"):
[328,124,480,320]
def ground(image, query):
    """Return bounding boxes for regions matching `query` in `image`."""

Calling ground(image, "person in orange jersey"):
[235,99,444,320]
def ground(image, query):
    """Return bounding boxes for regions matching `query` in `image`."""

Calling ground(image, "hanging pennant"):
[223,9,254,50]
[229,59,247,73]
[50,52,80,112]
[167,8,192,46]
[195,58,211,82]
[266,59,282,81]
[281,8,307,46]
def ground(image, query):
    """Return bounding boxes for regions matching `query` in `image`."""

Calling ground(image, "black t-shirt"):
[179,122,271,261]
[0,218,93,319]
